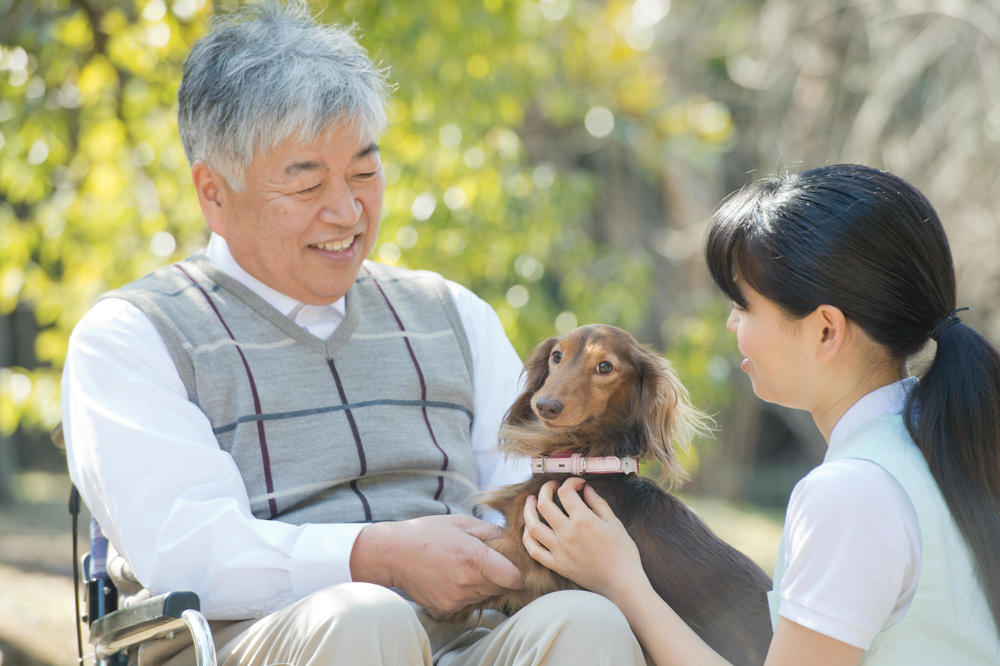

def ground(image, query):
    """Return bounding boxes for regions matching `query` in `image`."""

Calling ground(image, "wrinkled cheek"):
[364,217,381,255]
[361,232,378,260]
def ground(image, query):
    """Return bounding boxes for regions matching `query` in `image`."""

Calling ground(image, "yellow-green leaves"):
[2,0,733,446]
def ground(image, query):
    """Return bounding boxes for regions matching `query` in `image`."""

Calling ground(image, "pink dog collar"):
[530,453,638,476]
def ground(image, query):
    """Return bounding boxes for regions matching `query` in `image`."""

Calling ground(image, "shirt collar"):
[827,377,917,458]
[205,233,346,323]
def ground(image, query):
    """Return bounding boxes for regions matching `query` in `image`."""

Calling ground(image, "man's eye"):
[597,361,613,375]
[551,351,562,364]
[297,184,321,195]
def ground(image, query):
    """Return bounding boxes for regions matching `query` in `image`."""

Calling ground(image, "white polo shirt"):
[777,378,922,648]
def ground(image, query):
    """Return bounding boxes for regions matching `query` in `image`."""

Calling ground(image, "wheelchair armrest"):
[91,592,216,665]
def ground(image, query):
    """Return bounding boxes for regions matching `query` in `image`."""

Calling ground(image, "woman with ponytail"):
[521,163,1000,665]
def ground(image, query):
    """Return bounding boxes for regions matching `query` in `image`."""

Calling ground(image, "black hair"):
[705,163,1000,636]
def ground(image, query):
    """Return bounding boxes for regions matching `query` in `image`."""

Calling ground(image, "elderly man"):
[62,2,645,664]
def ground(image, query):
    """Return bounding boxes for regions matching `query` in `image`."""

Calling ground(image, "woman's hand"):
[522,476,648,601]
[524,478,733,666]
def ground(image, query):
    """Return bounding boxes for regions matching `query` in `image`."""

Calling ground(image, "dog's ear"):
[633,348,712,488]
[502,336,558,427]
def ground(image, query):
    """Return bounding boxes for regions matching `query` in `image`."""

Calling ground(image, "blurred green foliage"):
[1,0,734,469]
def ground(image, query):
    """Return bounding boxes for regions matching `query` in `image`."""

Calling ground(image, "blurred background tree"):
[2,0,999,662]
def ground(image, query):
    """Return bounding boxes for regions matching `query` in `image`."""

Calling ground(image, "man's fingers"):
[480,544,524,590]
[463,519,505,542]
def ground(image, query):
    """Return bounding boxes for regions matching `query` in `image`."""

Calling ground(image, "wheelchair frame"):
[58,425,217,665]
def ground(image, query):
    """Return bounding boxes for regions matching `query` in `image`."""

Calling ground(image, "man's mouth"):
[310,235,358,252]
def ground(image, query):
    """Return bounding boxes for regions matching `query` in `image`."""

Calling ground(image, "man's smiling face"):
[199,121,385,305]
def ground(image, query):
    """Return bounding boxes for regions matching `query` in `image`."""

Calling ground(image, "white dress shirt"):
[777,378,922,648]
[62,233,530,619]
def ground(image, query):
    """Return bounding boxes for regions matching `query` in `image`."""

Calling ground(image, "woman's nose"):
[726,307,739,333]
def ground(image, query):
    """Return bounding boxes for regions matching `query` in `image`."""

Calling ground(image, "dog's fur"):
[461,324,773,666]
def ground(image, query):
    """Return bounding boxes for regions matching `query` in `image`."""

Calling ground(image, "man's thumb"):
[481,547,525,590]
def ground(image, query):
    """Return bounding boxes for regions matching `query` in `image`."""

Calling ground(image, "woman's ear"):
[811,304,848,364]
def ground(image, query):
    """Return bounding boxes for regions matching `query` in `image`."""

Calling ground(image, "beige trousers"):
[149,583,646,665]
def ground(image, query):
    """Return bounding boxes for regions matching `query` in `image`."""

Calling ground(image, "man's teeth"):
[313,237,355,251]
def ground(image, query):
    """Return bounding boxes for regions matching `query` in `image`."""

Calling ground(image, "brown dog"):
[461,324,773,666]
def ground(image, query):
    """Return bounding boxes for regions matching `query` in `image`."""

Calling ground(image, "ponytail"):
[904,321,1000,635]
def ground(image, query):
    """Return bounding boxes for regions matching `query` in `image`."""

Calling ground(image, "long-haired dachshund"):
[459,324,773,666]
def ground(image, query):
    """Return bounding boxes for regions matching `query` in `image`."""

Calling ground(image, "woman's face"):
[726,280,812,408]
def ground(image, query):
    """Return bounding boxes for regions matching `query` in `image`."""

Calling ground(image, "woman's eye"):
[551,351,562,364]
[355,171,378,179]
[597,361,613,375]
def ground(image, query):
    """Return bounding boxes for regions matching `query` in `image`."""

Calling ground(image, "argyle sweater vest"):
[769,415,1000,664]
[104,254,480,524]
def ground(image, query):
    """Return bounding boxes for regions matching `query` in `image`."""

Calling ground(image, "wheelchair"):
[55,424,217,666]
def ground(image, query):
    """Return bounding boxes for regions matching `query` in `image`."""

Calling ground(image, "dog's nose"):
[535,397,564,419]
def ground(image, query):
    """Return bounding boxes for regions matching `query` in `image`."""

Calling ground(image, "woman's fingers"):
[555,477,588,517]
[522,495,556,568]
[534,479,570,527]
[581,483,620,522]
[556,477,620,526]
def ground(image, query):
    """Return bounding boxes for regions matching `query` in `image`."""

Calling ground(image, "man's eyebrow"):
[284,161,327,176]
[354,142,379,160]
[283,144,379,176]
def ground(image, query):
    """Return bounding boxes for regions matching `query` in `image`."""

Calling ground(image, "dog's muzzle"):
[530,453,638,475]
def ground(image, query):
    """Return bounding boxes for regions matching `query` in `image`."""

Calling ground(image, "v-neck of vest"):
[185,254,359,358]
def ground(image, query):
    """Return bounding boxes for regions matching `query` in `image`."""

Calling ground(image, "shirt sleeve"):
[446,280,532,523]
[62,298,365,619]
[777,458,921,648]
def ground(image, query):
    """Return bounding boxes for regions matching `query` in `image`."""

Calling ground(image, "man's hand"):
[350,514,524,615]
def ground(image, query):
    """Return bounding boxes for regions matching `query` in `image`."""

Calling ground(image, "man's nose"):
[318,181,362,226]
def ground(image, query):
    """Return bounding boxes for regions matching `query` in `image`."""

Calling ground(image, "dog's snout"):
[535,397,564,419]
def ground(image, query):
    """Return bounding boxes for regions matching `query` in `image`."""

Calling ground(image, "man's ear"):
[811,304,848,363]
[191,160,226,234]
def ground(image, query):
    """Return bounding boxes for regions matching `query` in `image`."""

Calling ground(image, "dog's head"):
[502,324,709,484]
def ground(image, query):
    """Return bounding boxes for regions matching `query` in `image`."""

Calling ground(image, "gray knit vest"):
[103,254,480,524]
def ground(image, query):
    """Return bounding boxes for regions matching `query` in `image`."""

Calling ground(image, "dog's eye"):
[551,351,562,364]
[597,361,613,375]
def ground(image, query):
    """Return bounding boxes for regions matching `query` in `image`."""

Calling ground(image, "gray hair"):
[177,0,390,191]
